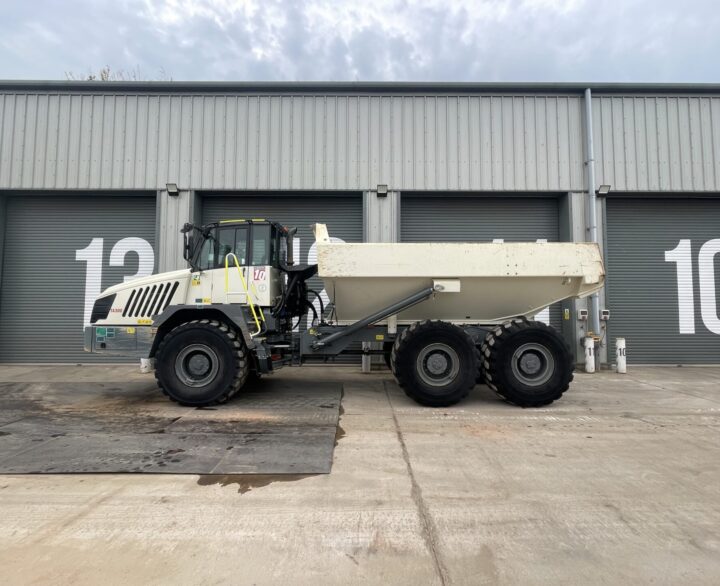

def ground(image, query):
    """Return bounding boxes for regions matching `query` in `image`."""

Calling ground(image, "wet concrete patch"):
[196,473,314,494]
[0,378,342,474]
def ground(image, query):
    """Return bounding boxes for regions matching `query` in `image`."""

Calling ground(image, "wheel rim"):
[511,342,555,386]
[175,344,220,387]
[416,343,460,387]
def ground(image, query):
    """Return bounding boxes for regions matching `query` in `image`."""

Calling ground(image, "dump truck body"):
[315,227,604,324]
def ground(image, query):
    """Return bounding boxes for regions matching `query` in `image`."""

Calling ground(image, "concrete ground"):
[0,365,719,585]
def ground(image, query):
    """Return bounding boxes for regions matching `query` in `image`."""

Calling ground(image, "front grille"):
[122,281,179,318]
[90,294,116,323]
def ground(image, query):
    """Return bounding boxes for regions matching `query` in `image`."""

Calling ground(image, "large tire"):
[391,320,479,407]
[154,319,249,406]
[481,319,573,407]
[383,341,394,372]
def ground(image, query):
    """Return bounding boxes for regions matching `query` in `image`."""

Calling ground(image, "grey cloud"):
[0,0,718,82]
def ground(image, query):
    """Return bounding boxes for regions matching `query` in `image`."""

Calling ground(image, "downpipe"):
[584,87,602,369]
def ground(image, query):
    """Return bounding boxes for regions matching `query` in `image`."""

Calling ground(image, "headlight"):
[90,294,116,323]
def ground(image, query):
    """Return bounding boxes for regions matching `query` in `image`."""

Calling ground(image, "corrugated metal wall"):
[3,89,719,194]
[0,92,584,192]
[593,95,720,192]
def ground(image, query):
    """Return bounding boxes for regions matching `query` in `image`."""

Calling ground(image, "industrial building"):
[0,81,719,365]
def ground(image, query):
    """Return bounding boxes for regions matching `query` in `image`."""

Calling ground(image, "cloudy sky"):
[0,0,718,82]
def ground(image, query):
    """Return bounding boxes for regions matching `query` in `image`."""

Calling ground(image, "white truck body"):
[93,265,281,328]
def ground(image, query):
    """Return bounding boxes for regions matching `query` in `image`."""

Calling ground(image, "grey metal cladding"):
[593,95,720,192]
[0,92,584,191]
[3,89,719,193]
[605,197,720,364]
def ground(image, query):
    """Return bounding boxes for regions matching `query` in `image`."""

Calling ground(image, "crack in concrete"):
[384,382,450,586]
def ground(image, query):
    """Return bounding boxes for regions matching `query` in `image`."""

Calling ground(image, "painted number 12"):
[75,237,155,327]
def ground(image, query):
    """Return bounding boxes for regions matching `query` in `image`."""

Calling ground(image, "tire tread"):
[481,319,573,407]
[154,319,248,406]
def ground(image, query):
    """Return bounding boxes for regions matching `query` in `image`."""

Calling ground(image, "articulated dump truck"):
[85,220,604,408]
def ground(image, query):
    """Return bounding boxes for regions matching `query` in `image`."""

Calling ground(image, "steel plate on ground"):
[0,377,342,474]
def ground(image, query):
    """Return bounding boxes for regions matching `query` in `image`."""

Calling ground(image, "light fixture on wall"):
[166,183,179,196]
[377,184,388,197]
[597,184,611,195]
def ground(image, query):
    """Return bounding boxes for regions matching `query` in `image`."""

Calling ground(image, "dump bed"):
[314,224,605,325]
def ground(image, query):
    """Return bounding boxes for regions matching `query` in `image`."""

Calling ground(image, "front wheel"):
[154,319,249,406]
[391,320,479,407]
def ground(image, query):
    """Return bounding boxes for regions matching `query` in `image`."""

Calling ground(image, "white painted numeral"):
[76,237,155,328]
[110,237,155,282]
[75,238,104,328]
[698,239,720,334]
[664,239,696,334]
[664,238,720,335]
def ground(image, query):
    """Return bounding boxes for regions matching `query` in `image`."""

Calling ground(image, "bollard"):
[616,338,627,373]
[361,342,372,373]
[584,337,595,373]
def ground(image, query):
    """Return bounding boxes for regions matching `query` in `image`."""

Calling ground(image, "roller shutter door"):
[202,194,363,362]
[606,198,720,364]
[202,195,363,255]
[401,195,562,329]
[0,195,157,363]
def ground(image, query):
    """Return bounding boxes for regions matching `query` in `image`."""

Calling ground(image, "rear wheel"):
[383,341,394,372]
[391,320,478,407]
[154,319,249,406]
[481,319,573,407]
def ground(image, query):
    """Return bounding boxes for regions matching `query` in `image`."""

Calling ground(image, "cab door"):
[188,234,215,305]
[211,225,250,304]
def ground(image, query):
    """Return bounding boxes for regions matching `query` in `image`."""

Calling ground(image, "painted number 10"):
[664,239,720,334]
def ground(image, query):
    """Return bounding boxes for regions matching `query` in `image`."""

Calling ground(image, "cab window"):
[234,227,248,263]
[197,236,215,271]
[251,224,273,266]
[216,227,248,267]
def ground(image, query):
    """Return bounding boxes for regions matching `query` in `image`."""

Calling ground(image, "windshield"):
[195,234,215,271]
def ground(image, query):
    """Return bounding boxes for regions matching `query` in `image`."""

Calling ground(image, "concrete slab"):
[0,365,719,585]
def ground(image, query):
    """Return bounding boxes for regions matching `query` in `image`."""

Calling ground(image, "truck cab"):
[183,219,288,308]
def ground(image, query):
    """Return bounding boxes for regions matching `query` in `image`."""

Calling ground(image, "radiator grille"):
[122,281,179,318]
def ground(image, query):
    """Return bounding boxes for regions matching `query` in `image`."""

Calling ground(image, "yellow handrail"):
[224,253,263,336]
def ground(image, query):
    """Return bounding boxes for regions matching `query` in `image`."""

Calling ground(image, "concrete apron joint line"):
[384,381,450,586]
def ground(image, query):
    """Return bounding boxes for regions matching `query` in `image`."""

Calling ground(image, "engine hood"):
[100,268,191,297]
